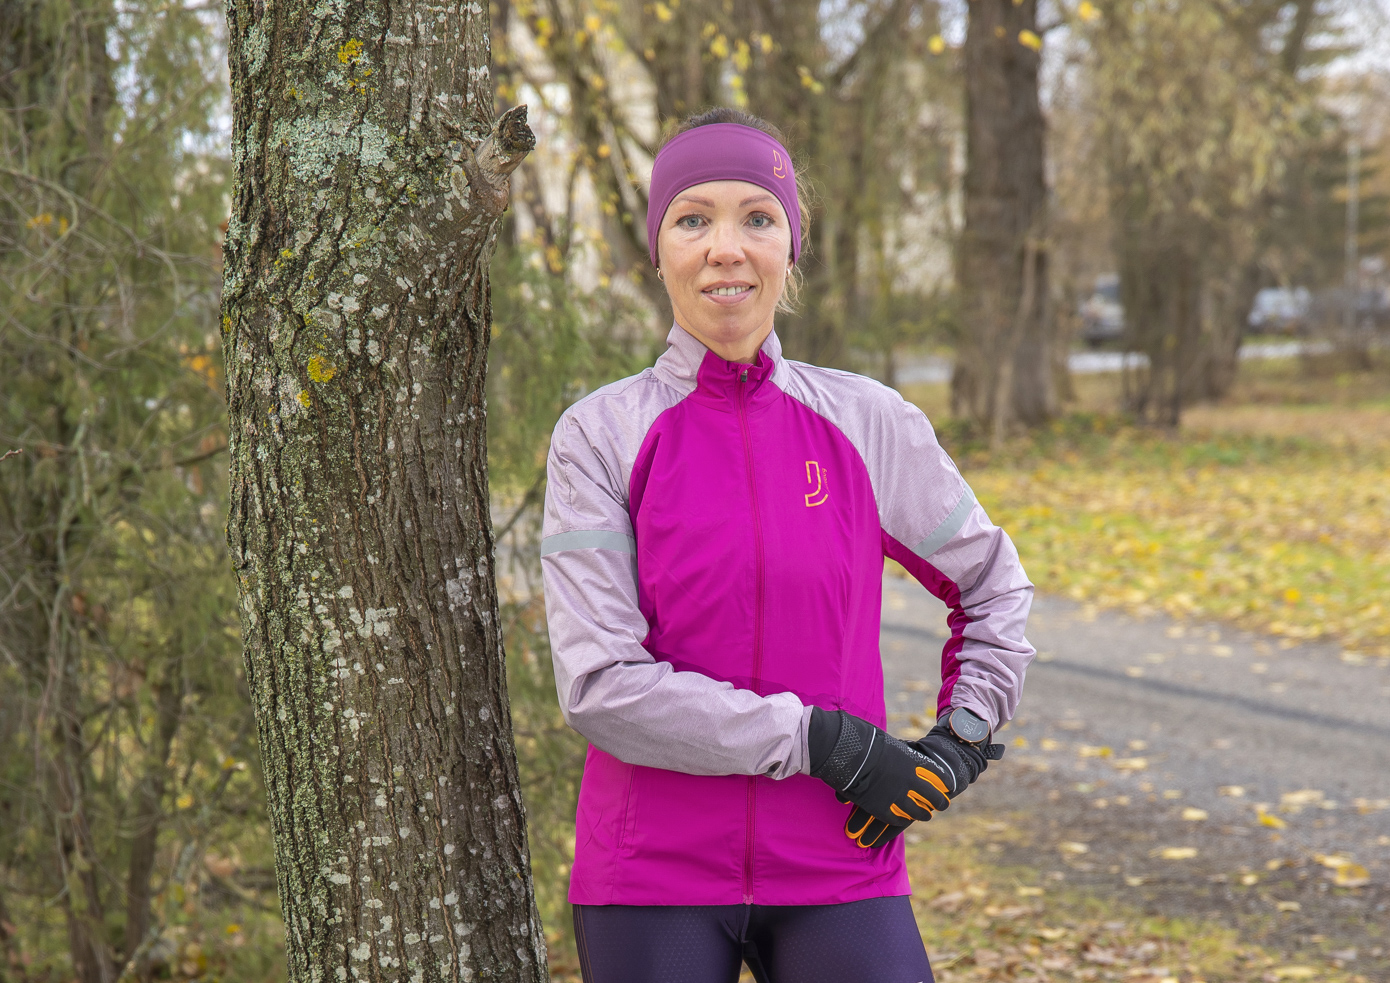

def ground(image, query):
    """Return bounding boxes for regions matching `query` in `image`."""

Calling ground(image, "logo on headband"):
[772,149,787,180]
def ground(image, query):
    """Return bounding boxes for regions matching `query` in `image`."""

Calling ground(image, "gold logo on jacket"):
[804,460,828,507]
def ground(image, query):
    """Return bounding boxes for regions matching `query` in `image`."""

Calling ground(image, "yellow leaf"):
[225,924,242,935]
[1124,875,1145,886]
[1240,872,1259,886]
[1333,863,1370,887]
[1018,29,1042,51]
[653,2,673,22]
[928,34,946,55]
[1181,808,1209,821]
[1077,0,1099,21]
[176,793,195,810]
[1257,810,1288,829]
[1059,841,1089,854]
[1275,900,1301,912]
[1156,846,1198,860]
[1272,966,1316,978]
[1113,757,1148,772]
[1283,588,1301,603]
[584,14,601,33]
[710,33,729,58]
[1034,926,1066,939]
[1078,745,1112,758]
[1012,736,1029,749]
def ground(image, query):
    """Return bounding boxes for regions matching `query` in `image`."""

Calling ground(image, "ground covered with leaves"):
[899,814,1374,983]
[909,359,1390,660]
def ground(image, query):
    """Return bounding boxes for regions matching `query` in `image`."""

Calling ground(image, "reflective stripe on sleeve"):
[540,530,637,556]
[910,487,975,560]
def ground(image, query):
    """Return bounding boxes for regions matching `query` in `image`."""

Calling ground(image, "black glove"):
[808,708,952,848]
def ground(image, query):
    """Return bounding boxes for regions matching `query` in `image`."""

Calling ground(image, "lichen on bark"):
[221,0,541,979]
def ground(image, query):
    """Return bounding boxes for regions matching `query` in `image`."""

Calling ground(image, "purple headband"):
[646,122,801,268]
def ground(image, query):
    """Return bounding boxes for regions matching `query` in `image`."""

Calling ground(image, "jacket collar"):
[653,322,788,397]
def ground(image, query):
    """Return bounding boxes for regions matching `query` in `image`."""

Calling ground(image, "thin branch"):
[0,449,22,462]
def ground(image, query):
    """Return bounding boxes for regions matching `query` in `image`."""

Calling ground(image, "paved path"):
[894,341,1326,385]
[880,574,1390,972]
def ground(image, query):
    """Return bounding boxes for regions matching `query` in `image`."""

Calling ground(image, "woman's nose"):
[706,220,744,265]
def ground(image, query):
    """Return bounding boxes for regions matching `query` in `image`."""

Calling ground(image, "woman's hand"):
[808,708,956,848]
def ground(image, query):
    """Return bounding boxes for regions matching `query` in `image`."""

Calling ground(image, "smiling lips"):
[703,284,754,301]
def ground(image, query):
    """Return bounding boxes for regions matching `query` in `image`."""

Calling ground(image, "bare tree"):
[221,0,546,979]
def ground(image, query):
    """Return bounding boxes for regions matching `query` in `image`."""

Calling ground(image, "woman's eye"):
[748,214,773,228]
[678,215,703,229]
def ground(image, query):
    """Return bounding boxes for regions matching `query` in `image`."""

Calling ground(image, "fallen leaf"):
[1034,927,1067,940]
[1040,738,1062,751]
[1240,872,1260,886]
[1155,846,1198,860]
[1218,785,1246,797]
[1181,807,1209,821]
[1059,841,1090,854]
[1275,900,1301,912]
[1114,757,1149,772]
[1279,789,1324,812]
[1079,745,1113,758]
[1270,966,1316,978]
[1081,944,1122,965]
[1333,863,1370,887]
[1016,886,1044,897]
[1256,807,1287,829]
[928,890,968,912]
[1315,852,1354,869]
[1124,875,1146,886]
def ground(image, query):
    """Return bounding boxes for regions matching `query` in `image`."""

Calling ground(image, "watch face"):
[950,709,989,743]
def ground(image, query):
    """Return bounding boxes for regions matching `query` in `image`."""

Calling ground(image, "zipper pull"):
[740,369,748,382]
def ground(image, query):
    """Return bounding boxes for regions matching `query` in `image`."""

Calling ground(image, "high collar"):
[653,322,788,400]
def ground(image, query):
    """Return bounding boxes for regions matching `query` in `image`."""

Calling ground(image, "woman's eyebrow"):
[673,194,715,207]
[740,194,777,207]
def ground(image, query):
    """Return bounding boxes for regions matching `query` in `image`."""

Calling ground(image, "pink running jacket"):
[540,325,1035,906]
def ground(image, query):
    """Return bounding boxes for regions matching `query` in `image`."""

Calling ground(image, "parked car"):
[1247,286,1311,335]
[1079,273,1124,347]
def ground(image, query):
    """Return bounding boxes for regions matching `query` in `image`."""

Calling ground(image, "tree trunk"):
[952,0,1055,433]
[122,667,184,964]
[221,1,543,980]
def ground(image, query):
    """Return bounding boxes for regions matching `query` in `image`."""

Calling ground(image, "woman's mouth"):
[703,285,753,299]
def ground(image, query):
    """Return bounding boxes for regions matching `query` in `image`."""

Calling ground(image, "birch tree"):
[220,0,545,978]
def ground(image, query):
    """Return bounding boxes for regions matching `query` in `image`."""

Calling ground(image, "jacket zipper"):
[737,367,765,904]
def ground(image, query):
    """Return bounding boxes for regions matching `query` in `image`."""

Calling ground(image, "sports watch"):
[940,706,991,745]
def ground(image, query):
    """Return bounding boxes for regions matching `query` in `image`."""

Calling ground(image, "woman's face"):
[656,179,793,364]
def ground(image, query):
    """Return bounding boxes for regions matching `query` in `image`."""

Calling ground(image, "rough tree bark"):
[952,0,1055,436]
[221,1,543,980]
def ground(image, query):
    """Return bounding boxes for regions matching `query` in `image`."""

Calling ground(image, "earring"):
[656,268,665,282]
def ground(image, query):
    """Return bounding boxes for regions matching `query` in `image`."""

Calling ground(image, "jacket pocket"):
[617,764,639,855]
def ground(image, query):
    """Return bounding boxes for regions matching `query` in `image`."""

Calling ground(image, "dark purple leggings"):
[572,896,934,983]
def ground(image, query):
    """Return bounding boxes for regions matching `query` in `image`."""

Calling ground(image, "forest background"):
[1,0,1388,981]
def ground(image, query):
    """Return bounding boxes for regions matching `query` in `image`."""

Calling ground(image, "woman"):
[540,108,1035,983]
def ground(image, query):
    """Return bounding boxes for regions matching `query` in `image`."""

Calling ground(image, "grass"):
[899,355,1390,659]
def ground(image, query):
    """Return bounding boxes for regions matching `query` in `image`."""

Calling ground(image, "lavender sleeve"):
[778,364,1035,732]
[541,400,812,780]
